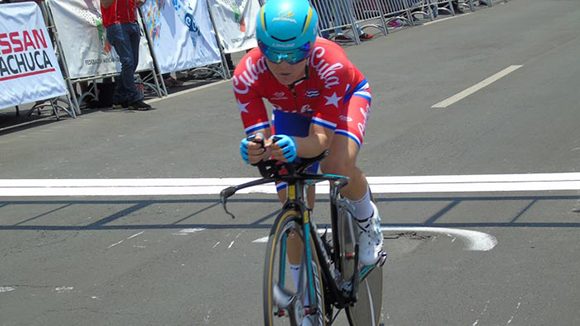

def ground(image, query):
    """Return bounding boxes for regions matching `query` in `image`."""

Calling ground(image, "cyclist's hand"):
[240,133,269,164]
[270,134,297,162]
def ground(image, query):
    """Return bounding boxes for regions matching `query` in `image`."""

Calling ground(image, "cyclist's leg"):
[274,183,311,299]
[264,210,325,325]
[320,91,383,266]
[319,91,373,219]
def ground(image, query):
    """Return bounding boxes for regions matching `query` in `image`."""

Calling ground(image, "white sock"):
[351,189,374,221]
[289,263,310,306]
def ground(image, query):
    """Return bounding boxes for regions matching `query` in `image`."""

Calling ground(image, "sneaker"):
[128,100,151,111]
[359,33,374,41]
[356,202,383,266]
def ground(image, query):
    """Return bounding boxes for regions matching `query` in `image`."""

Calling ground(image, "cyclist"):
[234,0,383,267]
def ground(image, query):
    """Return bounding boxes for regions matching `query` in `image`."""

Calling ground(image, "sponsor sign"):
[0,2,68,110]
[47,0,154,79]
[208,0,259,53]
[140,0,222,74]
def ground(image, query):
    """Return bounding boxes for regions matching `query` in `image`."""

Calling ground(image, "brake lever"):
[220,186,237,219]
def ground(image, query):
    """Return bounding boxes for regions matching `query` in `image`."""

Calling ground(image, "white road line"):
[432,65,523,108]
[127,231,144,240]
[423,13,471,26]
[253,227,497,251]
[107,240,124,249]
[1,172,579,196]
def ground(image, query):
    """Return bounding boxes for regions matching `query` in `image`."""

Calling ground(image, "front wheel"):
[263,210,326,326]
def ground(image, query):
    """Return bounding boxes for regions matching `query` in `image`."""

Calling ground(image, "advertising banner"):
[0,2,68,110]
[47,0,154,79]
[140,0,222,74]
[208,0,259,53]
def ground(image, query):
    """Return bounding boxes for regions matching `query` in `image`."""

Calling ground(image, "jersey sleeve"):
[232,53,271,135]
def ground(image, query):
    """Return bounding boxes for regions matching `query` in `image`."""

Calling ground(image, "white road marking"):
[432,65,523,108]
[107,240,124,249]
[228,241,235,249]
[1,172,579,196]
[212,241,221,249]
[0,286,16,293]
[253,227,497,251]
[127,231,144,239]
[55,286,74,293]
[423,13,471,26]
[173,228,205,236]
[108,231,148,248]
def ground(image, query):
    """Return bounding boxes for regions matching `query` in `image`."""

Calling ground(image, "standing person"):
[100,0,151,110]
[234,0,384,267]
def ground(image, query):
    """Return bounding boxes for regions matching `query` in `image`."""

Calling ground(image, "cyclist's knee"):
[321,156,356,177]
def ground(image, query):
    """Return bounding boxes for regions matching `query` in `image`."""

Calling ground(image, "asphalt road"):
[1,0,580,325]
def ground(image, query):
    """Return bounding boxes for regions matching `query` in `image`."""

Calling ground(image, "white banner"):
[47,0,154,79]
[141,0,222,74]
[0,2,68,110]
[209,0,259,53]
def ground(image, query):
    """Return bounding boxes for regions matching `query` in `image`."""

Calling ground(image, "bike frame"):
[267,174,364,313]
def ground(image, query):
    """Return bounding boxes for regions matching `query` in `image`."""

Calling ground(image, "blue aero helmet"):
[256,0,319,64]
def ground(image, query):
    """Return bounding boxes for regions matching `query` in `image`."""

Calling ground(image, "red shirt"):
[101,0,138,28]
[232,37,369,135]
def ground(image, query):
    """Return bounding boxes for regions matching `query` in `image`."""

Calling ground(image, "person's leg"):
[320,87,383,265]
[105,24,130,105]
[125,22,143,103]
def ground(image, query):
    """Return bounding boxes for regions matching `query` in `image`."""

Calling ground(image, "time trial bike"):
[220,151,387,325]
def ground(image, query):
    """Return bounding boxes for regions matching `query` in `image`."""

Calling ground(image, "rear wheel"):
[263,210,326,326]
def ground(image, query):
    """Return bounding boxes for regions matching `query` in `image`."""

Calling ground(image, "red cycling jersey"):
[233,37,372,147]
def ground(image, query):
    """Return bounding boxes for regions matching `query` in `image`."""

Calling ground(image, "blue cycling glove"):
[271,134,298,162]
[240,133,264,164]
[240,138,250,164]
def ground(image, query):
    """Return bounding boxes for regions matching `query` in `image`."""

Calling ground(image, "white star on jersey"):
[324,92,342,108]
[237,100,249,114]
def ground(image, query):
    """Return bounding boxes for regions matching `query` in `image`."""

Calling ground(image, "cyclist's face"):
[266,58,308,86]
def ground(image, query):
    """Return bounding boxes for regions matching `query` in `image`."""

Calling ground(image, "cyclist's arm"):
[294,123,333,158]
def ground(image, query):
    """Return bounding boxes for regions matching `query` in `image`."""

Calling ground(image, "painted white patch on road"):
[0,286,16,293]
[55,286,74,293]
[1,172,579,196]
[173,228,205,236]
[253,227,497,251]
[432,65,523,108]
